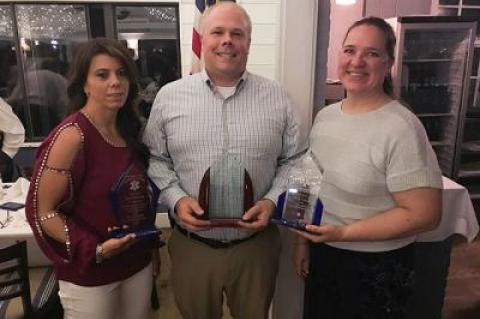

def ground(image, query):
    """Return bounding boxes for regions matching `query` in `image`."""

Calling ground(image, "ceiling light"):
[336,0,356,5]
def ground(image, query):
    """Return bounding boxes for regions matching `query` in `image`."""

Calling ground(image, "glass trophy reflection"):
[272,153,323,230]
[108,163,161,239]
[198,156,253,227]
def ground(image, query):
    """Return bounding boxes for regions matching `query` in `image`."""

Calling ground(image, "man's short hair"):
[201,1,252,38]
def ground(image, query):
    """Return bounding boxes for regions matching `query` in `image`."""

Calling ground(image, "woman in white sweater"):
[293,16,443,319]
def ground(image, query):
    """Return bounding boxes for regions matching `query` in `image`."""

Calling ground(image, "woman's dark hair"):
[343,16,396,96]
[67,38,149,168]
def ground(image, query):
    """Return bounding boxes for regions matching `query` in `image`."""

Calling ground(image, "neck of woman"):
[81,104,118,133]
[342,91,392,114]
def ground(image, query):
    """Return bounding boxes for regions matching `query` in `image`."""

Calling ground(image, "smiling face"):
[338,24,393,98]
[83,54,129,111]
[201,4,251,86]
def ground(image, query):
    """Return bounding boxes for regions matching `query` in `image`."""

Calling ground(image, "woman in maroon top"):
[26,38,159,319]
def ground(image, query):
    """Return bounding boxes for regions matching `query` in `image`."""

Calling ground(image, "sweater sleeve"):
[386,113,443,192]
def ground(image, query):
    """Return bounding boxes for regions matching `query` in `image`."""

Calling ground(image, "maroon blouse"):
[26,112,153,286]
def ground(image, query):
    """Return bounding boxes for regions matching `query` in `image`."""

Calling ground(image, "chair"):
[151,282,159,310]
[0,241,33,317]
[31,267,63,319]
[12,147,36,181]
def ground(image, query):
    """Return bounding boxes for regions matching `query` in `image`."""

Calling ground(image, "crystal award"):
[272,153,323,230]
[198,156,254,227]
[108,163,161,239]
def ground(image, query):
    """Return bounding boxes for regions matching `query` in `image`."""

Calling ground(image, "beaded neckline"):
[80,110,126,148]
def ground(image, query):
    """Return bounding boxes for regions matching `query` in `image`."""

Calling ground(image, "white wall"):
[279,0,318,141]
[327,0,363,80]
[431,0,440,15]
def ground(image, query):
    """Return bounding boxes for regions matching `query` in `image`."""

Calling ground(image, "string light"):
[16,5,87,39]
[0,6,13,38]
[1,5,177,39]
[145,7,177,23]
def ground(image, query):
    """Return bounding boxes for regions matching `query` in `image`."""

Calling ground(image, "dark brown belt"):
[175,225,258,249]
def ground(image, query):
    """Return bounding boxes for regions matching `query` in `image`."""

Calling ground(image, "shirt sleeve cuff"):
[263,188,283,207]
[159,186,188,211]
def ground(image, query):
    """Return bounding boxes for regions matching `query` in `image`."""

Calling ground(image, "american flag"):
[190,0,236,74]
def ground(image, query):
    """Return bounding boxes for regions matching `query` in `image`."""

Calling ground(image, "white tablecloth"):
[417,177,479,242]
[0,179,51,266]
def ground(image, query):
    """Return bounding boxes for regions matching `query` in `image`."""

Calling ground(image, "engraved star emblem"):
[130,180,140,191]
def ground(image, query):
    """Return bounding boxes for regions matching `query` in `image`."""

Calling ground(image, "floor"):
[3,231,480,319]
[442,235,480,319]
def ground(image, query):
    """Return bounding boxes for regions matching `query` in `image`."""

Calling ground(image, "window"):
[115,5,181,118]
[0,6,15,99]
[11,5,88,138]
[1,3,181,141]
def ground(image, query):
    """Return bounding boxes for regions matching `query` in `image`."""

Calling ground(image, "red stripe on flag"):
[192,28,202,59]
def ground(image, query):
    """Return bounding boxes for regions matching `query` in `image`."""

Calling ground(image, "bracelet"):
[95,244,104,264]
[38,211,59,223]
[44,165,70,175]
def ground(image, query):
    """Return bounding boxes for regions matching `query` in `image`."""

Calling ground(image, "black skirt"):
[304,243,415,319]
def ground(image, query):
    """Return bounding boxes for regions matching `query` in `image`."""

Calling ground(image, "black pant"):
[304,243,415,319]
[0,150,14,182]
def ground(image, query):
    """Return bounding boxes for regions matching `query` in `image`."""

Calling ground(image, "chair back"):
[0,241,33,317]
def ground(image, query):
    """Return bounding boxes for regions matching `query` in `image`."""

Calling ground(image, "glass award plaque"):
[272,153,323,230]
[108,163,161,239]
[273,184,323,230]
[198,156,253,227]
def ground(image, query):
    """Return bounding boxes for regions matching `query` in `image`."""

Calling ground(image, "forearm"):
[36,170,71,243]
[341,205,440,242]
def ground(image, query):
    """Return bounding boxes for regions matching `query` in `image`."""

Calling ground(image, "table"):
[0,180,51,266]
[272,177,479,319]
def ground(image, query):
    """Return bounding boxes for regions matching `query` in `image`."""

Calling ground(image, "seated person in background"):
[0,97,25,182]
[25,38,160,319]
[7,58,68,136]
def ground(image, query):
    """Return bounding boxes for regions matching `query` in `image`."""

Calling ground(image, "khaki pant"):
[168,225,281,319]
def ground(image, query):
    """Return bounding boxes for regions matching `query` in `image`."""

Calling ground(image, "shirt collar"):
[201,69,248,90]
